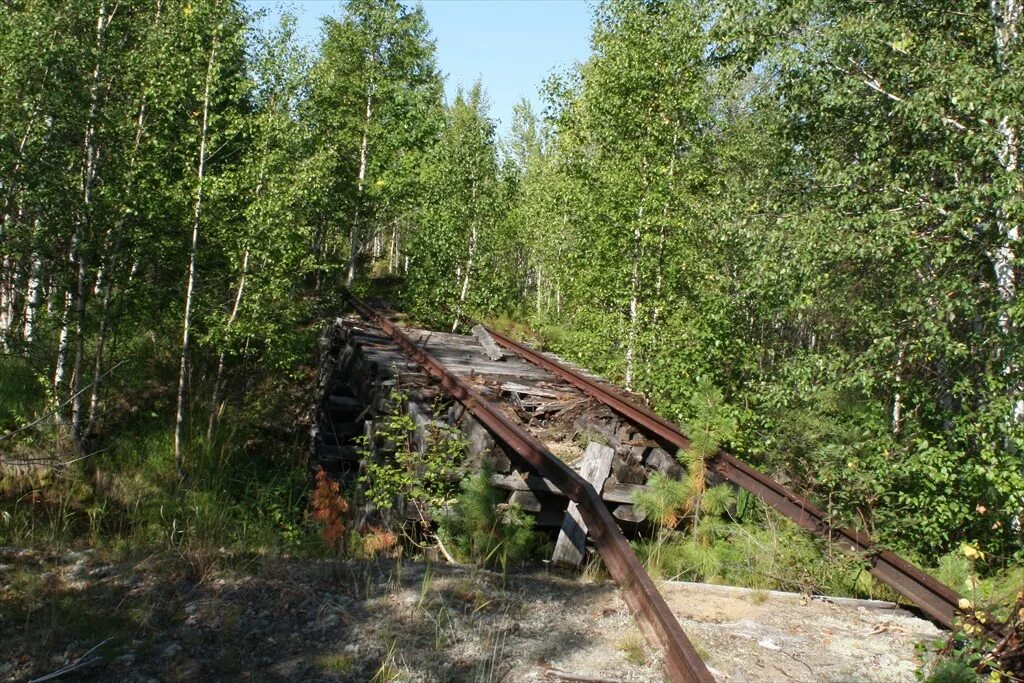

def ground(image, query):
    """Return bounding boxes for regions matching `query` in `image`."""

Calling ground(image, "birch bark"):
[207,249,248,439]
[175,31,219,474]
[991,0,1023,422]
[71,2,113,450]
[347,82,374,286]
[452,180,478,333]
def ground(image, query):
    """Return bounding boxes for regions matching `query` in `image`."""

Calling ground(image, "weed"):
[357,390,466,511]
[311,466,349,550]
[617,633,648,666]
[749,589,770,605]
[318,653,354,674]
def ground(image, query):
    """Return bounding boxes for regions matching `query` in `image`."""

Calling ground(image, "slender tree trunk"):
[175,32,218,475]
[625,206,644,390]
[0,257,12,349]
[892,344,906,436]
[86,5,159,438]
[70,3,112,451]
[52,289,72,418]
[207,249,248,439]
[21,254,42,345]
[452,180,478,333]
[347,83,374,286]
[389,221,398,274]
[991,0,1023,422]
[535,268,542,315]
[86,271,115,435]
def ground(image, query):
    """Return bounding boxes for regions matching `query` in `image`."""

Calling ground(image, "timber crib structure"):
[309,292,998,682]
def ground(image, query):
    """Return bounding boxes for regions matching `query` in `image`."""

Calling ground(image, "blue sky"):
[245,1,595,134]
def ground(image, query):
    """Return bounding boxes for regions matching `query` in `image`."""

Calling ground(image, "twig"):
[27,637,111,682]
[435,535,458,565]
[540,663,628,683]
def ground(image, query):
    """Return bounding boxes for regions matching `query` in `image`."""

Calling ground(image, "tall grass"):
[0,355,45,433]
[1,419,321,564]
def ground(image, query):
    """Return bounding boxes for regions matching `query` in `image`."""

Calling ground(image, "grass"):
[616,633,648,666]
[318,653,354,674]
[0,355,45,433]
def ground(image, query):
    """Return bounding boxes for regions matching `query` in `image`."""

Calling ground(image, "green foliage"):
[632,473,692,529]
[357,391,466,511]
[0,356,44,432]
[436,467,542,570]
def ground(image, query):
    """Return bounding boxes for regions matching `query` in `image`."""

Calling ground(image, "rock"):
[163,643,182,658]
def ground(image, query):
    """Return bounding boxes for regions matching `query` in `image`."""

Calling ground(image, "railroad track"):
[347,294,714,683]
[483,327,995,640]
[344,293,995,680]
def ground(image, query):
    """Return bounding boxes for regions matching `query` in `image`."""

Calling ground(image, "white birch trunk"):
[52,289,72,414]
[0,257,12,349]
[892,345,905,436]
[624,209,644,390]
[70,3,111,449]
[992,0,1023,422]
[175,33,218,474]
[22,254,41,344]
[452,180,478,333]
[347,83,373,286]
[207,249,249,439]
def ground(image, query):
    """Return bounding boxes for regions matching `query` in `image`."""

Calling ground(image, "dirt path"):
[0,548,939,682]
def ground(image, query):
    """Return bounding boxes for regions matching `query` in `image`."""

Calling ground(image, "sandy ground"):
[0,547,941,682]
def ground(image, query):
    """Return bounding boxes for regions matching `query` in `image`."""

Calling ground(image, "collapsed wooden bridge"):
[312,293,993,682]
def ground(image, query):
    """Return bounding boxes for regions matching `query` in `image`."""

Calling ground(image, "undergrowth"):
[436,466,545,573]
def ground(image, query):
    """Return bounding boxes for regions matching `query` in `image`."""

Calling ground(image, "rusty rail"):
[347,295,714,683]
[486,327,994,637]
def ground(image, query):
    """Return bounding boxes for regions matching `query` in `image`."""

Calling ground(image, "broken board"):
[552,442,615,566]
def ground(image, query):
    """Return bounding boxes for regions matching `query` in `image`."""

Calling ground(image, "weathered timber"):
[500,382,568,399]
[646,447,683,478]
[552,442,615,566]
[471,324,506,361]
[613,504,646,523]
[509,489,543,512]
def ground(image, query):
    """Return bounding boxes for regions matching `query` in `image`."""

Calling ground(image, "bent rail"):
[347,294,714,683]
[486,327,994,638]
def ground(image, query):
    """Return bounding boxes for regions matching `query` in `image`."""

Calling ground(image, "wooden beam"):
[471,324,506,361]
[552,442,615,566]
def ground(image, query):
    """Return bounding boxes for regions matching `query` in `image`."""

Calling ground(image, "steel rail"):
[347,295,714,683]
[486,327,996,637]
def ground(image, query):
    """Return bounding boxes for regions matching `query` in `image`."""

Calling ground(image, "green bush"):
[357,390,466,511]
[437,467,542,571]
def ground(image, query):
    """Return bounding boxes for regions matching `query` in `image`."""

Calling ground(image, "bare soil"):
[1,547,940,682]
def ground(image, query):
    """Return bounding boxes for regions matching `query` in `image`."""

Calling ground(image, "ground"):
[1,546,941,682]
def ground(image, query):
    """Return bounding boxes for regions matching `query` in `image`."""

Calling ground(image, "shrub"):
[437,467,541,570]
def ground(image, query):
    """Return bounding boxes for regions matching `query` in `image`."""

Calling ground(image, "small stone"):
[163,643,182,658]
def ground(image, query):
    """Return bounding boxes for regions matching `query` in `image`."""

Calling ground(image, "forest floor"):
[1,545,941,682]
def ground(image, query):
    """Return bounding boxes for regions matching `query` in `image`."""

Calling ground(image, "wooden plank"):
[509,489,542,512]
[602,481,646,504]
[490,470,645,504]
[613,504,646,523]
[552,442,615,566]
[490,471,563,495]
[471,324,506,361]
[500,382,566,399]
